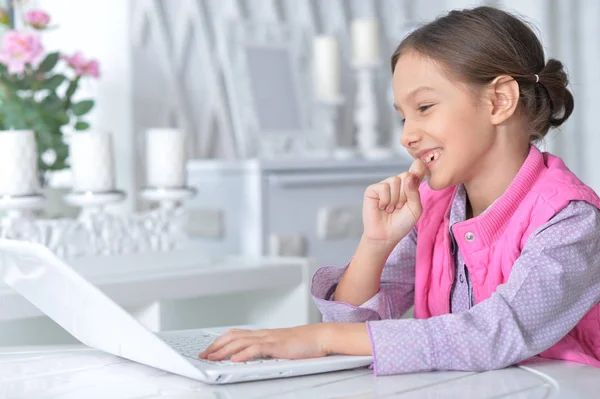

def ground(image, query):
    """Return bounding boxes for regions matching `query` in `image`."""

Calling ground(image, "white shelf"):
[0,249,312,322]
[187,156,413,174]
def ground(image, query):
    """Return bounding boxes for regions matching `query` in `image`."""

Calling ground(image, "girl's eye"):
[400,105,433,125]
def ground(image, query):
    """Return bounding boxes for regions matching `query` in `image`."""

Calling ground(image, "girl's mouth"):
[421,150,441,168]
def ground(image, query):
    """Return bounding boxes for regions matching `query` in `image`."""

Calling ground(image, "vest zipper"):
[448,226,458,313]
[465,266,474,308]
[449,227,457,255]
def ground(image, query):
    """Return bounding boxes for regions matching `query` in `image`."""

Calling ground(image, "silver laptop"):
[0,239,372,384]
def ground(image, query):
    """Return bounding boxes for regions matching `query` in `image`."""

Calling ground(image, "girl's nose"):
[400,122,421,149]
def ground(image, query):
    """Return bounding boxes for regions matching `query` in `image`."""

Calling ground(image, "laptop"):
[0,239,373,384]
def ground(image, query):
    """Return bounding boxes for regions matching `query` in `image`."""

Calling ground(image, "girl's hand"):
[198,324,330,362]
[362,158,427,244]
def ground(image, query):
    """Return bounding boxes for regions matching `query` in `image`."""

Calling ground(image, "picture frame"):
[219,20,314,159]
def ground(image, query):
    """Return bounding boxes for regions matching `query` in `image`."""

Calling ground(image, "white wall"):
[35,0,135,213]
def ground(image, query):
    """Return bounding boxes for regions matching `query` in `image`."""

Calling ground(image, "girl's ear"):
[487,75,520,125]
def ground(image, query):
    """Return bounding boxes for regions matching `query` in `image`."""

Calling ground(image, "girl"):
[200,6,600,375]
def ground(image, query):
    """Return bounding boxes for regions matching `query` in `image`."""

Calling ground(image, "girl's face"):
[392,50,496,190]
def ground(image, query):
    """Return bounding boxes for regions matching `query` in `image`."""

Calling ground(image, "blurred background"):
[29,0,600,209]
[0,0,598,346]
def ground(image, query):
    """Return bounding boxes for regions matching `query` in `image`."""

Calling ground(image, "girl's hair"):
[391,6,574,142]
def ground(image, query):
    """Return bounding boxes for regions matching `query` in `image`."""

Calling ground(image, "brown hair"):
[391,6,574,142]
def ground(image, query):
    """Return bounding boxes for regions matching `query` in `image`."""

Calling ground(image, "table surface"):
[0,345,598,399]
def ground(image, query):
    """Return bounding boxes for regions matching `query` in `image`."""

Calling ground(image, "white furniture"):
[184,157,412,265]
[1,345,598,398]
[0,250,318,346]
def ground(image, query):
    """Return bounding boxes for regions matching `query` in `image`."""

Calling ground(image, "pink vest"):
[414,145,600,367]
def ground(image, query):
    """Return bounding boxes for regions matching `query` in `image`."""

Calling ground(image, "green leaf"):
[44,74,65,91]
[0,76,18,92]
[74,121,90,131]
[35,129,54,147]
[43,136,68,167]
[52,111,69,125]
[38,99,69,127]
[38,52,60,73]
[72,100,94,116]
[65,78,79,99]
[23,106,39,122]
[3,102,27,129]
[33,121,51,135]
[42,93,63,111]
[54,139,69,159]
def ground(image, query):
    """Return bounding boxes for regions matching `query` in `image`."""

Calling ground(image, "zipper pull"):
[449,228,457,255]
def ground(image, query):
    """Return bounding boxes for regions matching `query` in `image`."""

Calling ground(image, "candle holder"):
[352,60,393,160]
[0,193,45,241]
[314,95,345,157]
[139,187,196,251]
[64,190,126,255]
[0,193,45,214]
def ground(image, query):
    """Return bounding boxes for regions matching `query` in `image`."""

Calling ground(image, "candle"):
[0,130,39,196]
[70,131,115,192]
[145,128,187,188]
[313,35,341,102]
[351,18,380,66]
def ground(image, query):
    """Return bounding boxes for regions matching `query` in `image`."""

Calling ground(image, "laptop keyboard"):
[161,332,287,366]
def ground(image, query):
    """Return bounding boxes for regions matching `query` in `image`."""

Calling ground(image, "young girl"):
[200,6,600,375]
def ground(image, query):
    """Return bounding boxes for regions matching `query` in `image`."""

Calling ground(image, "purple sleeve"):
[367,201,600,375]
[310,228,417,323]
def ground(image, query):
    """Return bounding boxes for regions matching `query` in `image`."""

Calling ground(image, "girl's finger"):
[393,172,409,208]
[384,176,401,212]
[199,329,255,358]
[398,173,414,206]
[376,182,391,210]
[207,337,262,361]
[230,343,274,363]
[408,158,427,181]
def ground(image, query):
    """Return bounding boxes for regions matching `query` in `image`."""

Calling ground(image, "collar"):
[451,145,544,246]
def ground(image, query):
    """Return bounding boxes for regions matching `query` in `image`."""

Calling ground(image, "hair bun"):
[538,59,574,128]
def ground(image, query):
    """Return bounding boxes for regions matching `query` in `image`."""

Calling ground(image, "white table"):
[0,249,319,345]
[0,345,598,398]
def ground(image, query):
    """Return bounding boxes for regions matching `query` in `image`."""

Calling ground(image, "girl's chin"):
[425,174,455,191]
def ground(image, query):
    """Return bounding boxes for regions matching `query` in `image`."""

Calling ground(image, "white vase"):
[0,130,40,196]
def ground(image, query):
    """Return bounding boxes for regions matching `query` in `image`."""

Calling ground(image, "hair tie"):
[534,74,540,83]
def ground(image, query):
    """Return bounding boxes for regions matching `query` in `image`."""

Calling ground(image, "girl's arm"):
[204,201,598,365]
[334,235,400,305]
[311,228,417,322]
[360,201,600,375]
[312,160,425,324]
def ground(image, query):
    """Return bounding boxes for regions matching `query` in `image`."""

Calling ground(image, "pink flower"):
[0,30,44,74]
[24,10,50,29]
[62,51,100,78]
